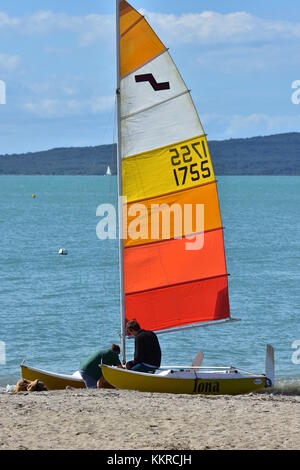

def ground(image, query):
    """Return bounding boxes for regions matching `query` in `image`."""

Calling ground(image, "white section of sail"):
[121,51,187,119]
[120,49,204,158]
[121,92,204,158]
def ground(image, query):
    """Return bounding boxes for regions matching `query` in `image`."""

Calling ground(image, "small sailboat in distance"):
[106,165,112,175]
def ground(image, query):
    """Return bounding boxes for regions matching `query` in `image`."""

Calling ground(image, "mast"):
[116,0,126,364]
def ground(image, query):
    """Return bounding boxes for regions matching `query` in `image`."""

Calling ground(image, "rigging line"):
[109,97,117,174]
[102,97,116,295]
[97,95,116,149]
[121,89,190,121]
[96,99,116,339]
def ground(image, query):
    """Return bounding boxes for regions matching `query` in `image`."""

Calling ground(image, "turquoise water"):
[0,176,299,387]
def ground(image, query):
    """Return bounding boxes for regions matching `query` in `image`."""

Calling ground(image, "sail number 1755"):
[170,141,211,187]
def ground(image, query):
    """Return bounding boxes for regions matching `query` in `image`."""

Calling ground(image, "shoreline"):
[1,389,299,450]
[2,375,300,393]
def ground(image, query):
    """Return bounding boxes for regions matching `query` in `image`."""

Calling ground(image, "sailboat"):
[106,165,112,176]
[21,0,274,394]
[100,0,275,395]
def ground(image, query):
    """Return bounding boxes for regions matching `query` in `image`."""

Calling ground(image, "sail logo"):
[135,73,170,91]
[0,80,6,105]
[291,340,300,365]
[0,341,6,365]
[96,200,204,250]
[291,80,300,105]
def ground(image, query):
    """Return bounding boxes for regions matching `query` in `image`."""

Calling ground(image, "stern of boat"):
[20,363,85,390]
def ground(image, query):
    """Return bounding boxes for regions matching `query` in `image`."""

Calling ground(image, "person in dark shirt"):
[80,343,121,388]
[125,319,161,373]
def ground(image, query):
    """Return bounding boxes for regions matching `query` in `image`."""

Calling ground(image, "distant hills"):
[0,133,299,175]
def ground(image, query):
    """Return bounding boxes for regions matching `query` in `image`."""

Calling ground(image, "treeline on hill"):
[0,133,299,175]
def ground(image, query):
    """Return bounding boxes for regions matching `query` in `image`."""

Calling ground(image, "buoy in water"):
[58,248,68,256]
[32,194,36,199]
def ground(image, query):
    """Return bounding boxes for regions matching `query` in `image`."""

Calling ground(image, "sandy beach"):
[0,389,299,450]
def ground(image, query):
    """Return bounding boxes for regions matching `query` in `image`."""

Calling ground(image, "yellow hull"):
[101,365,268,395]
[21,364,85,390]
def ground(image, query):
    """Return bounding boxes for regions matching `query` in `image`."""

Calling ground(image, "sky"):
[1,0,300,154]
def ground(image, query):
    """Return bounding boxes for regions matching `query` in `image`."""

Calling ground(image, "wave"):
[263,377,300,396]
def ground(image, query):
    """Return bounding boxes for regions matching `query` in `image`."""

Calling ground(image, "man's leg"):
[80,370,97,389]
[97,376,114,389]
[130,363,157,373]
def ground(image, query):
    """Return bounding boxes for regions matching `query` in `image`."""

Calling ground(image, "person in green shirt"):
[80,344,121,389]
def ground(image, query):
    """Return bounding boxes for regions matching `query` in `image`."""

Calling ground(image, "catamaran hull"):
[20,365,269,394]
[21,364,85,390]
[101,365,269,395]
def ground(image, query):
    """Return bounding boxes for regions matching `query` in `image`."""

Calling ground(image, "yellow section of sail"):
[122,134,215,202]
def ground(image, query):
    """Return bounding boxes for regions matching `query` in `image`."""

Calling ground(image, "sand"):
[0,389,299,450]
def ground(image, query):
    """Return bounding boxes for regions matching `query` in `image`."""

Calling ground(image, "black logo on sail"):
[135,73,170,91]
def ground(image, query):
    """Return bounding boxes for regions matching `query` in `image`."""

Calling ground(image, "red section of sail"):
[125,275,230,332]
[124,228,227,294]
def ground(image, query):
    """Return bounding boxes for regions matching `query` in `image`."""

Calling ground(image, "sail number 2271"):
[170,140,211,187]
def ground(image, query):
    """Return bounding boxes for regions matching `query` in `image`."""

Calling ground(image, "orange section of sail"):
[125,275,230,331]
[120,0,140,34]
[120,0,166,78]
[124,228,227,294]
[123,182,221,247]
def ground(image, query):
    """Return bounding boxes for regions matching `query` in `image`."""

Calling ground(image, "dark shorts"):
[129,362,157,373]
[80,370,98,389]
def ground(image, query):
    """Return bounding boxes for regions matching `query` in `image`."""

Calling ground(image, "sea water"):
[0,176,299,389]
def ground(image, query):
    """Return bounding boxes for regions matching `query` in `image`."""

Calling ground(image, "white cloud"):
[90,95,115,113]
[0,11,19,28]
[0,53,20,70]
[202,112,300,139]
[24,95,114,117]
[24,99,61,117]
[142,9,300,46]
[225,113,300,137]
[23,11,113,46]
[2,8,300,48]
[28,79,79,97]
[196,43,290,72]
[0,10,113,46]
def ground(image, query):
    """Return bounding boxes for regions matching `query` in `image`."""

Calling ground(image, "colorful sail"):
[119,0,230,332]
